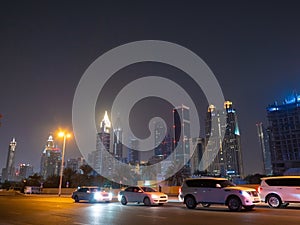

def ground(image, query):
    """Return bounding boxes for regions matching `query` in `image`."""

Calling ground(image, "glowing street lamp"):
[58,131,71,196]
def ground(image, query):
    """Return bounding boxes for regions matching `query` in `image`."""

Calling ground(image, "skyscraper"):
[173,105,191,166]
[113,117,123,161]
[19,163,34,179]
[89,111,112,176]
[205,101,244,178]
[40,135,61,179]
[266,94,300,175]
[173,105,191,177]
[1,137,17,181]
[256,122,272,175]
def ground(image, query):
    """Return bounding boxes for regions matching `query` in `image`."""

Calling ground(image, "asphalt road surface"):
[0,195,300,225]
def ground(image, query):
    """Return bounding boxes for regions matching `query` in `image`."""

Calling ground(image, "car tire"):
[74,196,79,203]
[227,196,242,212]
[267,194,282,208]
[121,196,127,205]
[201,203,211,208]
[143,197,151,206]
[185,196,197,209]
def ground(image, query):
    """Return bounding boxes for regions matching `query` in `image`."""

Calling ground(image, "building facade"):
[1,137,17,181]
[205,101,244,178]
[267,94,300,175]
[40,135,61,179]
[256,122,273,175]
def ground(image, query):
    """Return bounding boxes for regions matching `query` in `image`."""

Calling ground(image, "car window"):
[133,187,141,192]
[90,188,100,192]
[265,178,300,186]
[186,179,205,187]
[141,187,156,192]
[219,180,235,187]
[78,188,88,192]
[125,187,134,192]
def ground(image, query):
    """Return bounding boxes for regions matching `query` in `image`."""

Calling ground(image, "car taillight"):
[179,187,181,194]
[258,186,262,193]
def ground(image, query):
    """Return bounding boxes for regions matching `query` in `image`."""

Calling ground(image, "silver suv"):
[179,177,260,211]
[259,176,300,208]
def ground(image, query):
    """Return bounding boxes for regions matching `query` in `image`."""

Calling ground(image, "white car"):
[179,177,260,211]
[118,186,168,206]
[72,186,113,203]
[259,176,300,208]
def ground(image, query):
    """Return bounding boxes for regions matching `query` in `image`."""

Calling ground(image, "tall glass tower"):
[205,101,244,178]
[267,94,300,175]
[40,135,61,179]
[2,137,17,181]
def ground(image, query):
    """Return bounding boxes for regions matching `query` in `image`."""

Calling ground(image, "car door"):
[280,178,300,202]
[124,187,135,202]
[132,187,144,202]
[200,180,224,203]
[77,188,88,200]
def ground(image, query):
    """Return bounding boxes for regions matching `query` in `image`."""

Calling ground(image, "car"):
[178,177,260,211]
[118,186,168,206]
[258,176,300,208]
[71,186,113,203]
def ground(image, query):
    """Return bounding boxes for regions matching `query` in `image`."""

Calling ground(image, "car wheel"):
[185,196,197,209]
[227,196,242,212]
[143,197,151,206]
[74,196,79,203]
[121,196,127,205]
[267,194,282,208]
[201,203,211,208]
[244,205,255,211]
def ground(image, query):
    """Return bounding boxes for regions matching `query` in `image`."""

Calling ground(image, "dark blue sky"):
[1,0,300,175]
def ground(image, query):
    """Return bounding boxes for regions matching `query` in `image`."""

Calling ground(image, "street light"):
[58,131,71,196]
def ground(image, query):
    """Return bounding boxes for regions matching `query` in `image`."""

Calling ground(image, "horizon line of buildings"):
[1,93,300,183]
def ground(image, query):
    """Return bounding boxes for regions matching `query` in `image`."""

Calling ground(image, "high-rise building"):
[18,163,34,179]
[256,122,273,175]
[89,111,112,176]
[173,105,191,166]
[1,137,17,181]
[190,137,205,175]
[113,117,123,161]
[40,135,61,179]
[128,139,139,164]
[266,94,300,175]
[205,101,244,178]
[66,157,86,172]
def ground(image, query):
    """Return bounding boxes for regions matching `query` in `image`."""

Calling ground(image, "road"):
[0,195,300,225]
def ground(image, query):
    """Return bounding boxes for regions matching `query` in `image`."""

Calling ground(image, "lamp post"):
[58,131,71,197]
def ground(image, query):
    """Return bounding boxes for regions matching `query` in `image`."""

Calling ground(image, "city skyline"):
[1,1,300,176]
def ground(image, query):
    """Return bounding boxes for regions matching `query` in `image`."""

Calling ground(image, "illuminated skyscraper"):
[256,122,272,175]
[89,111,112,175]
[40,135,61,179]
[266,94,300,175]
[2,137,17,181]
[173,105,191,177]
[173,105,191,165]
[205,101,244,178]
[113,117,123,160]
[19,163,34,179]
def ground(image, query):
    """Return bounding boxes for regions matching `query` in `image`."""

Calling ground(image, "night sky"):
[1,0,300,176]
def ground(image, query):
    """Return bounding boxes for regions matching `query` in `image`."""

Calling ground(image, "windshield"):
[141,187,156,192]
[219,180,235,187]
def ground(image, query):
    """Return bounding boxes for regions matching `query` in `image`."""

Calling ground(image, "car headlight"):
[94,192,101,199]
[151,194,159,199]
[239,191,250,197]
